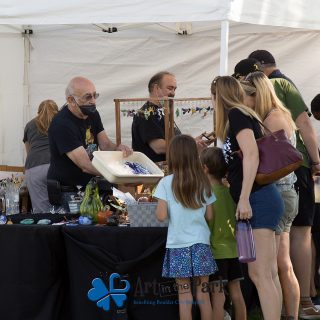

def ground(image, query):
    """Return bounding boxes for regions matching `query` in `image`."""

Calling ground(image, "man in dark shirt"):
[131,71,179,162]
[309,93,320,306]
[48,76,132,209]
[248,50,320,318]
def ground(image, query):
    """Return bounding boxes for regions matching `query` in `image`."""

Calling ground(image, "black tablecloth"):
[0,215,179,320]
[0,224,68,320]
[0,214,262,320]
[63,226,178,320]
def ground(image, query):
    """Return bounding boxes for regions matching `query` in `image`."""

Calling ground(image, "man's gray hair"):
[65,82,74,99]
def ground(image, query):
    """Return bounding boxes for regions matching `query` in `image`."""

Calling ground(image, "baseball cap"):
[248,50,276,64]
[232,58,260,79]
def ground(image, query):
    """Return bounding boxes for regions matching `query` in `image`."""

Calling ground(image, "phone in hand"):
[201,131,216,145]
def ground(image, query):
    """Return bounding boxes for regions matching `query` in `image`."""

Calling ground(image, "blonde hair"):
[246,72,296,131]
[168,135,212,209]
[211,76,262,141]
[240,80,256,96]
[35,100,59,135]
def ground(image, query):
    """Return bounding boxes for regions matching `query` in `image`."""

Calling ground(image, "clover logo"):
[87,273,130,311]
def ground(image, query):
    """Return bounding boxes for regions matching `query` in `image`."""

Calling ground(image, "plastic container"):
[68,200,82,213]
[5,189,20,215]
[92,151,164,184]
[236,220,256,263]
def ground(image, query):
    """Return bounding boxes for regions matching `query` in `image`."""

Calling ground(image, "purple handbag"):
[236,124,303,185]
[255,128,303,184]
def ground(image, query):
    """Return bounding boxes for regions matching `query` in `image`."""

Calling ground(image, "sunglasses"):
[74,92,100,102]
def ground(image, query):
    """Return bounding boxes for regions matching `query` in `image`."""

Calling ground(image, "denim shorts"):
[249,183,284,230]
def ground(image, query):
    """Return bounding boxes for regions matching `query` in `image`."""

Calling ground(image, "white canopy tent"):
[1,0,320,166]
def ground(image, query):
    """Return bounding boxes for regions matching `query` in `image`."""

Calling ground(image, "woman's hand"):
[236,198,253,220]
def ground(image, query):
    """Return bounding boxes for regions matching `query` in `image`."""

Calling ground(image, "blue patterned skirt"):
[162,243,218,278]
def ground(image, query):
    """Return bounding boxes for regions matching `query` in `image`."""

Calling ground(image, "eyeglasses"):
[73,92,100,102]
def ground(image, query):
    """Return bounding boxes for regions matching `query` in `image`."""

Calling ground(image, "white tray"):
[92,151,164,184]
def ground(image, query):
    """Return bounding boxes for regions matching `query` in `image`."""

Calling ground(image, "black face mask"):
[79,104,97,116]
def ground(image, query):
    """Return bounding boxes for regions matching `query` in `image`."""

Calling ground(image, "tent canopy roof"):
[1,0,320,30]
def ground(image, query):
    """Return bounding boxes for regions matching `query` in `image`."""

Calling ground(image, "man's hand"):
[312,163,320,175]
[116,144,133,157]
[194,132,215,152]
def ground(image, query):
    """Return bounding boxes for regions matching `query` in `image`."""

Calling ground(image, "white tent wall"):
[0,32,24,165]
[25,26,320,155]
[28,25,222,151]
[1,0,320,165]
[1,24,320,165]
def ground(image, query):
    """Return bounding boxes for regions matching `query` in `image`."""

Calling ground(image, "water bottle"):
[236,220,256,263]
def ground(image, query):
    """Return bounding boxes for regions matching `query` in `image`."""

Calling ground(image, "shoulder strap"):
[264,108,278,120]
[253,116,273,135]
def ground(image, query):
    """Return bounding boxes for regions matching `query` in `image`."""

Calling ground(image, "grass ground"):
[248,306,263,320]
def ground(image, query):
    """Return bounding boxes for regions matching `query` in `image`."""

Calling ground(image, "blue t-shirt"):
[154,174,216,248]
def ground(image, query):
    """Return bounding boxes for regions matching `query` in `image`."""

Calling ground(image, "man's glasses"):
[74,92,100,102]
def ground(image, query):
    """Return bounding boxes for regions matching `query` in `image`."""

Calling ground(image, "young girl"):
[154,134,217,320]
[201,147,246,320]
[211,76,284,320]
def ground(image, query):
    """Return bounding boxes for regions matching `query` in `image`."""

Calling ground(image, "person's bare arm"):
[97,130,132,156]
[236,129,259,220]
[150,135,209,155]
[296,111,320,173]
[205,205,213,223]
[156,199,168,221]
[149,138,167,155]
[97,130,117,150]
[24,142,30,154]
[66,146,101,176]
